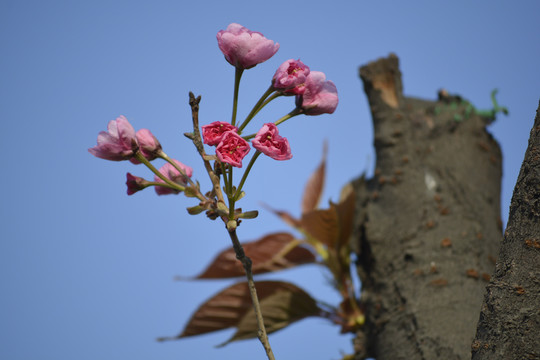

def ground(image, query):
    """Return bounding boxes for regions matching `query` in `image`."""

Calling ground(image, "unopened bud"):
[237,210,258,219]
[125,173,149,195]
[226,220,237,231]
[186,205,205,215]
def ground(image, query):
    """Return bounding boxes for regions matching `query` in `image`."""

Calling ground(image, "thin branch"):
[186,92,225,204]
[227,226,276,360]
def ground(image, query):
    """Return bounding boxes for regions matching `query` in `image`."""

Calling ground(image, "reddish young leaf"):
[219,281,323,345]
[301,141,327,214]
[194,233,316,279]
[335,188,356,249]
[261,203,302,228]
[158,281,321,342]
[300,187,356,250]
[301,206,340,247]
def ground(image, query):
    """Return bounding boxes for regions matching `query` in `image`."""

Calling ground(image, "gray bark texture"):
[471,102,540,360]
[352,54,503,359]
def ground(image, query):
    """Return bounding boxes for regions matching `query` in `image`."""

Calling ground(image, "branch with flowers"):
[160,147,365,360]
[89,23,339,360]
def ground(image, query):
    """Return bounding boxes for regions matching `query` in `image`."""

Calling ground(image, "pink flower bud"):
[129,128,163,164]
[126,173,149,195]
[296,71,338,115]
[201,121,238,146]
[216,23,279,69]
[252,123,292,161]
[154,160,193,196]
[272,59,310,95]
[136,128,162,160]
[215,131,251,168]
[88,115,138,161]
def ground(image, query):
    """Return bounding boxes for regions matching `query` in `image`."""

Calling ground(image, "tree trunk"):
[471,102,540,360]
[352,54,502,359]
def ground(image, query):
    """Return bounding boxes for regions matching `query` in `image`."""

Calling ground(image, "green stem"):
[134,152,185,192]
[234,151,261,200]
[144,181,178,191]
[220,162,229,191]
[242,133,256,141]
[259,92,282,112]
[275,108,303,126]
[158,151,206,201]
[238,85,276,133]
[231,67,244,127]
[241,108,304,141]
[227,166,235,219]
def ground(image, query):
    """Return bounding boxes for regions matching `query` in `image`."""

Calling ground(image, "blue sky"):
[1,1,538,359]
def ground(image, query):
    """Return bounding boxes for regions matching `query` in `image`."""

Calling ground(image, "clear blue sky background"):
[1,1,538,359]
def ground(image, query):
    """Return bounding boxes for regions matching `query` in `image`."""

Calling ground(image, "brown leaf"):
[300,189,356,249]
[261,203,302,228]
[158,281,321,343]
[301,206,340,247]
[301,141,328,214]
[220,281,322,345]
[195,233,316,279]
[335,189,356,248]
[157,282,253,341]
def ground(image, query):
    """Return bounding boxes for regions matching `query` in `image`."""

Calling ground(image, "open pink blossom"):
[130,128,162,164]
[272,59,310,95]
[154,160,193,196]
[252,123,292,161]
[202,121,238,146]
[216,23,279,69]
[88,115,138,161]
[215,131,251,168]
[126,173,149,195]
[296,71,338,115]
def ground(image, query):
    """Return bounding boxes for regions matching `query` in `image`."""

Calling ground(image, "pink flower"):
[88,115,138,161]
[272,59,310,95]
[216,23,279,69]
[126,173,149,195]
[252,123,292,161]
[130,128,162,164]
[296,71,338,115]
[215,131,251,168]
[202,121,238,146]
[154,160,193,196]
[136,129,161,159]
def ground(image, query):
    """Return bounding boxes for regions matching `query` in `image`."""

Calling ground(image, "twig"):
[186,92,276,359]
[186,92,225,203]
[227,226,276,360]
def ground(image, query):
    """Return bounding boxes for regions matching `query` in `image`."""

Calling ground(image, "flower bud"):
[125,173,149,195]
[296,71,338,115]
[136,129,162,160]
[88,115,138,161]
[215,131,251,168]
[154,160,193,195]
[216,23,279,69]
[272,59,310,95]
[201,121,238,146]
[252,123,292,161]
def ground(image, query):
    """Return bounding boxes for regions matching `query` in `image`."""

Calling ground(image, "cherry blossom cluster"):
[89,22,339,360]
[89,23,338,221]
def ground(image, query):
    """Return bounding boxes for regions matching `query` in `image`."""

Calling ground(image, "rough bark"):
[352,54,502,360]
[471,102,540,360]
